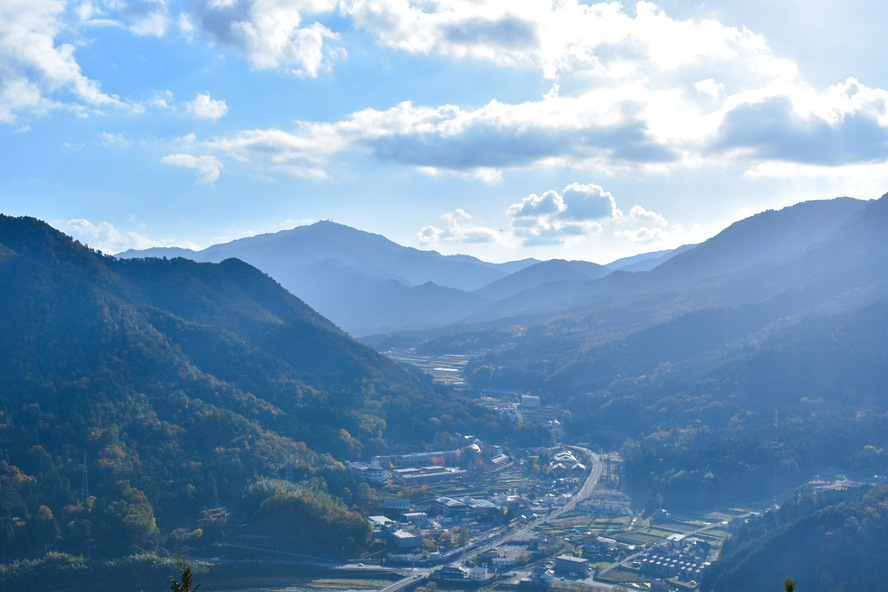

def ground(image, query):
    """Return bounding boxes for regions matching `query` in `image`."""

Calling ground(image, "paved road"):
[457,447,604,562]
[377,573,428,592]
[375,448,606,592]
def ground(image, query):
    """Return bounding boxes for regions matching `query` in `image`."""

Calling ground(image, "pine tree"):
[169,556,201,592]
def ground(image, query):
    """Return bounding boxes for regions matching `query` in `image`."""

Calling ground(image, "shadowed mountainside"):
[0,215,534,564]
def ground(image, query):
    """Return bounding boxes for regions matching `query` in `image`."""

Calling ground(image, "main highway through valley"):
[374,447,606,591]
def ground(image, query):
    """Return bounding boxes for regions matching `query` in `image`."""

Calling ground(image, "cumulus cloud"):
[9,0,888,183]
[613,205,671,244]
[0,0,124,121]
[162,153,223,184]
[0,0,343,122]
[190,70,888,179]
[507,183,617,246]
[506,183,675,247]
[418,209,502,245]
[343,0,797,84]
[625,204,668,227]
[186,92,228,119]
[335,1,888,172]
[714,80,888,165]
[420,184,680,252]
[186,0,342,76]
[559,184,618,220]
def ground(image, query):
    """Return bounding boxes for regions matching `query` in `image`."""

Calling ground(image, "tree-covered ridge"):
[0,214,519,563]
[701,486,888,592]
[445,196,888,508]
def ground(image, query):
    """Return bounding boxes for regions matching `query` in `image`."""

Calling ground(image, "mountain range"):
[4,191,888,587]
[118,221,686,336]
[118,193,888,509]
[420,193,888,509]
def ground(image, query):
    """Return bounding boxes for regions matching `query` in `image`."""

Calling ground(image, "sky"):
[2,0,888,264]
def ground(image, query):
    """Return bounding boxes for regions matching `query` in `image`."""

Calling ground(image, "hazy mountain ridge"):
[119,220,688,336]
[120,222,519,335]
[605,243,697,271]
[474,258,612,301]
[410,194,888,510]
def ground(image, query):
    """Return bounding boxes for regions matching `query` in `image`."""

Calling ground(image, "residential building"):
[555,554,589,576]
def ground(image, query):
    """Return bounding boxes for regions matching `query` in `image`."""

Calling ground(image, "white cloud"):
[77,0,171,36]
[624,204,668,227]
[507,183,616,246]
[0,0,124,121]
[342,0,797,85]
[187,0,342,76]
[418,209,503,245]
[99,131,130,147]
[177,63,888,180]
[186,92,228,119]
[180,91,682,181]
[507,190,565,218]
[559,183,618,220]
[506,183,676,247]
[64,218,202,253]
[613,205,671,244]
[65,218,124,251]
[162,153,223,184]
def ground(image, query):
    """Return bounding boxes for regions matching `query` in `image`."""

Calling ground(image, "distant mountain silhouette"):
[120,221,540,335]
[120,220,694,336]
[425,193,888,511]
[475,259,612,301]
[449,196,874,326]
[606,243,696,272]
[373,194,888,397]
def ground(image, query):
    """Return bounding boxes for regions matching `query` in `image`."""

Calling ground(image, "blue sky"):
[2,0,887,264]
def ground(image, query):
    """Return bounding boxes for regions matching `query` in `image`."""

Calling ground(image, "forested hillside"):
[701,485,888,592]
[0,215,530,568]
[374,195,888,509]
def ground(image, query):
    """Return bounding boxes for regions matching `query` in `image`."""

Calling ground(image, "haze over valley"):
[3,192,888,591]
[4,0,888,590]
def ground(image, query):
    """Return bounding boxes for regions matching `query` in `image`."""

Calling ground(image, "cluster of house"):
[583,536,624,563]
[578,490,631,516]
[345,443,511,486]
[520,553,591,587]
[367,491,522,564]
[549,450,586,476]
[432,545,530,583]
[630,537,711,583]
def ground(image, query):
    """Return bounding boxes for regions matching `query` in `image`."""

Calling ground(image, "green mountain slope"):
[700,486,888,592]
[0,215,514,563]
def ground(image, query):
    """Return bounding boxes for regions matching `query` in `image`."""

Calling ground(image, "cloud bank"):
[420,183,675,250]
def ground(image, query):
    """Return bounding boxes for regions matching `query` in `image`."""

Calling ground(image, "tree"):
[169,557,201,592]
[784,577,797,592]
